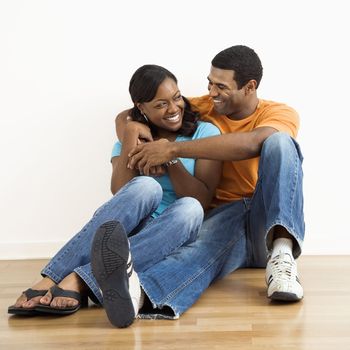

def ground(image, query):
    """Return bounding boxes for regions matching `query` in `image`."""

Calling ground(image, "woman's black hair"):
[129,64,199,137]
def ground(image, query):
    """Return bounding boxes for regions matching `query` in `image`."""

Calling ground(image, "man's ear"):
[244,80,257,95]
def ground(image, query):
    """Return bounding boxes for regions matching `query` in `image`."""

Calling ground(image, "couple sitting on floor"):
[9,45,305,328]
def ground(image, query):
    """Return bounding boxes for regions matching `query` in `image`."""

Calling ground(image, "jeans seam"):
[74,267,102,304]
[41,267,62,284]
[287,143,299,232]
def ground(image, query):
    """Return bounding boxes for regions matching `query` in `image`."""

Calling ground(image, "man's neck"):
[227,97,259,121]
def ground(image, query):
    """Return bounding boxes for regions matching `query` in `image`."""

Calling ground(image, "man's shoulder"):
[256,99,300,137]
[259,99,298,115]
[188,95,212,111]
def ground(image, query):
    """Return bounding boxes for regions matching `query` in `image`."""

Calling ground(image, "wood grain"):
[1,256,349,349]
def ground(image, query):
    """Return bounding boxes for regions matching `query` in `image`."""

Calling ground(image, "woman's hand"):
[124,123,167,177]
[125,121,153,143]
[128,139,175,175]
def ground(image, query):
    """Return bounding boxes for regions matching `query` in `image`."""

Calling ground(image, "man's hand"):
[128,139,175,175]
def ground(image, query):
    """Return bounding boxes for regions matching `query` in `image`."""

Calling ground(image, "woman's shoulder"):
[111,140,122,157]
[192,121,221,139]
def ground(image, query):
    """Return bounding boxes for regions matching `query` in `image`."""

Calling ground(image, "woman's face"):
[138,78,185,133]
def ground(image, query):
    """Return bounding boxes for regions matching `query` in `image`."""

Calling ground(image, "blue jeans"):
[41,176,204,304]
[138,132,305,319]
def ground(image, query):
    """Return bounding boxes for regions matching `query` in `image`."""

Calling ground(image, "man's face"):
[207,66,246,118]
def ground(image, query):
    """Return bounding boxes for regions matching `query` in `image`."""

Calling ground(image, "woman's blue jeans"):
[138,132,305,319]
[41,176,204,304]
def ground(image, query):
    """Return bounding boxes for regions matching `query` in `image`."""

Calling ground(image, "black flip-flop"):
[35,285,88,315]
[91,220,135,328]
[8,288,48,316]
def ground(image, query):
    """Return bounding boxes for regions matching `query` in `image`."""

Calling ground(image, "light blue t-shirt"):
[111,121,221,217]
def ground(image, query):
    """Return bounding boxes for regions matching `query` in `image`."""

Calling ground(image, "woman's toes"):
[40,291,52,305]
[14,295,27,308]
[67,299,78,308]
[51,297,66,308]
[50,297,78,308]
[22,296,41,308]
[23,300,34,308]
[50,298,58,308]
[59,298,66,308]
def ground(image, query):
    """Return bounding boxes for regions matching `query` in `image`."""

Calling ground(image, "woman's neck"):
[156,129,178,142]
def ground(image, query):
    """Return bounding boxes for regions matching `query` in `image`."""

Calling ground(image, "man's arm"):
[115,109,131,142]
[115,109,153,143]
[111,122,149,194]
[128,126,277,175]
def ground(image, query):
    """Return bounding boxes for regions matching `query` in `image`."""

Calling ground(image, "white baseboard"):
[0,242,66,260]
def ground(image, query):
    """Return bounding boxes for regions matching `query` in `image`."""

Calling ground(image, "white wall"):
[0,0,349,259]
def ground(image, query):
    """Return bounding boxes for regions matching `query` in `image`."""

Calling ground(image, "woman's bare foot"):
[40,272,87,309]
[14,277,56,309]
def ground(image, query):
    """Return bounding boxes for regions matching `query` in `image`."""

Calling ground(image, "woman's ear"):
[136,103,143,114]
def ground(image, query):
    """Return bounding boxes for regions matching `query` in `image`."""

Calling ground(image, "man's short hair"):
[211,45,263,89]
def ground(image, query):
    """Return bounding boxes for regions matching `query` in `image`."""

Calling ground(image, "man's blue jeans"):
[138,132,305,319]
[41,176,204,304]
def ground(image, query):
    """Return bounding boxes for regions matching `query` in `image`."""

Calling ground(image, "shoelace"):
[269,253,295,283]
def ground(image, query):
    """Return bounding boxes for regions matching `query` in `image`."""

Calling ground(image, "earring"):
[141,112,149,123]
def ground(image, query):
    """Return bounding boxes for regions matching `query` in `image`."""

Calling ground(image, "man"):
[92,45,304,326]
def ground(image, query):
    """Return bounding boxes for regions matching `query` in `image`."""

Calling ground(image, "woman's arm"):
[115,110,166,178]
[166,154,222,210]
[115,109,131,142]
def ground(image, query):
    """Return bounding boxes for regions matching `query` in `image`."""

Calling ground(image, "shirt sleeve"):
[256,104,300,138]
[193,121,221,139]
[111,141,122,159]
[188,95,212,119]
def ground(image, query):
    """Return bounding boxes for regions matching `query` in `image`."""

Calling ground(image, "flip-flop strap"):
[50,285,82,303]
[23,288,48,299]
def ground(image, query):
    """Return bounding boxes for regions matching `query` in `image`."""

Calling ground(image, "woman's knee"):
[174,197,204,243]
[129,175,161,189]
[119,176,162,199]
[108,176,163,213]
[175,197,204,226]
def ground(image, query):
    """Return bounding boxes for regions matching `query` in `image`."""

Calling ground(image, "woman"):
[8,65,222,320]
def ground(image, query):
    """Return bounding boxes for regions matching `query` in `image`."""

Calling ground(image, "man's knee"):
[262,132,302,161]
[263,132,292,152]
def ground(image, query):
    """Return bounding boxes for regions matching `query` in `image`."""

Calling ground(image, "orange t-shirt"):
[189,95,300,206]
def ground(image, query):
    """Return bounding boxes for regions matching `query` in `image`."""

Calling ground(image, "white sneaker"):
[127,251,143,315]
[266,252,303,301]
[91,220,142,327]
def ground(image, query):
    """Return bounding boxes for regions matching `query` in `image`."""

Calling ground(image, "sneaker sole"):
[269,291,303,302]
[91,220,135,328]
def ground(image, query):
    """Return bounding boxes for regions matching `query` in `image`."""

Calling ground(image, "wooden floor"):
[1,256,350,349]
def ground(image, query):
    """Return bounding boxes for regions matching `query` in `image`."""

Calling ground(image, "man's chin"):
[213,104,226,115]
